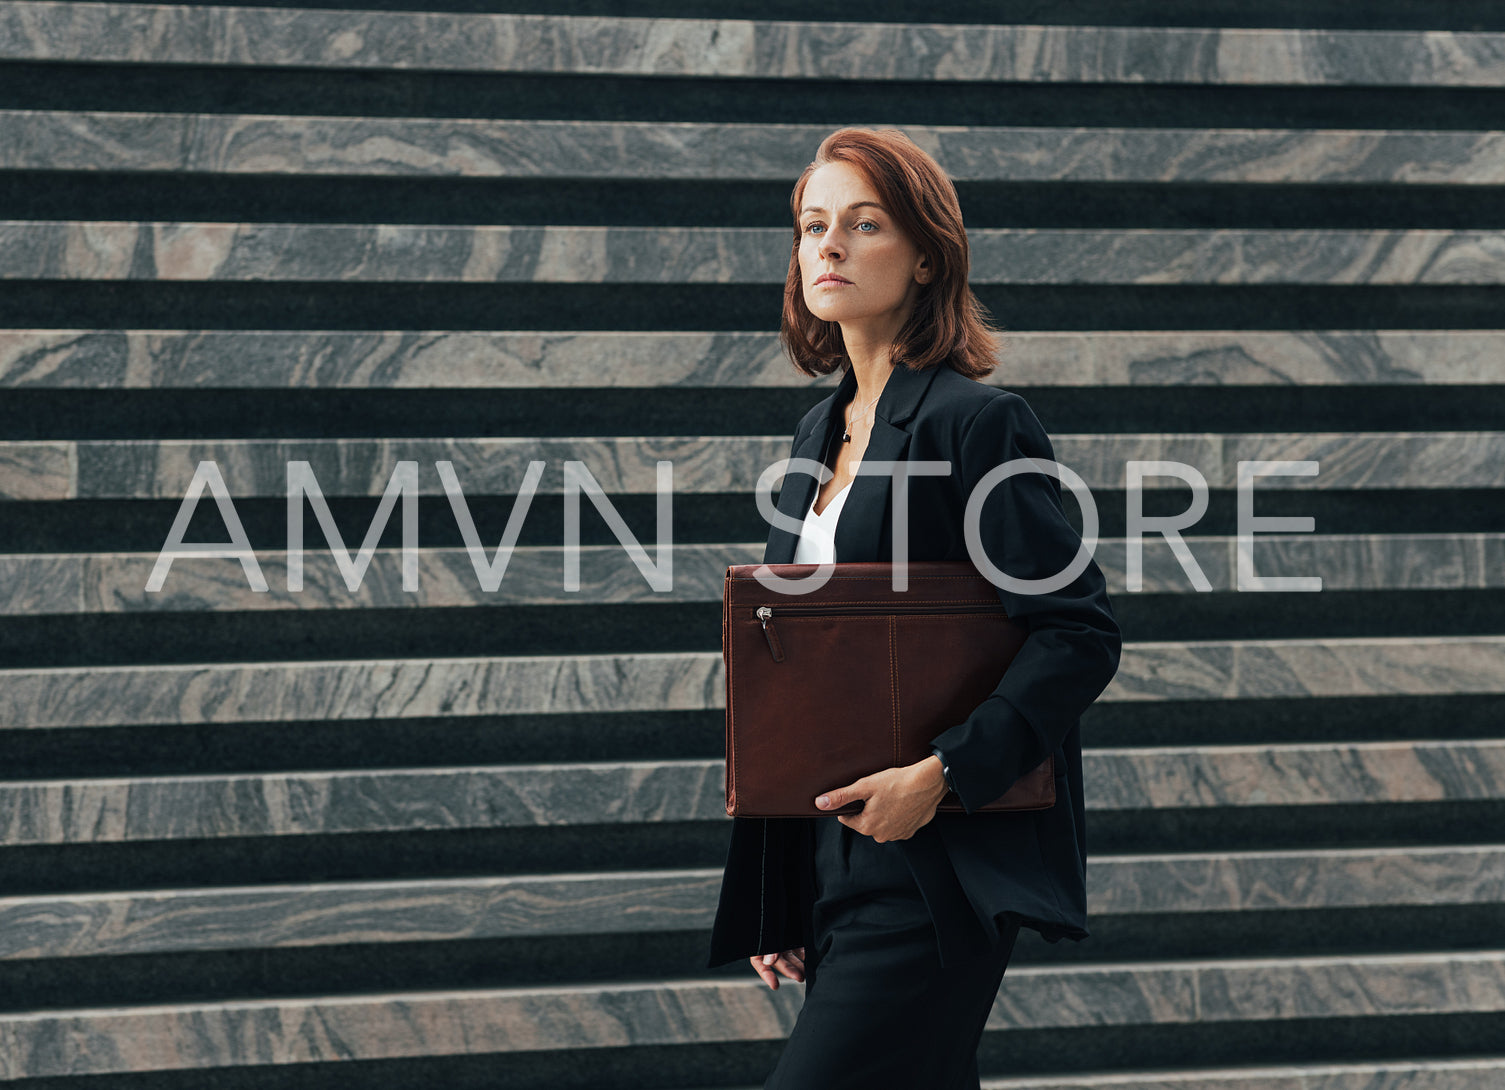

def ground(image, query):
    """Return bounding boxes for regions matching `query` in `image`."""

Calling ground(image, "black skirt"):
[763,815,1023,1090]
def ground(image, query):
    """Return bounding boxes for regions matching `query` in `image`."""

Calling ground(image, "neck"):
[846,353,895,410]
[837,294,915,406]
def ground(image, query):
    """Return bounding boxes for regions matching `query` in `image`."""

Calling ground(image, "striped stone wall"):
[0,3,1503,1087]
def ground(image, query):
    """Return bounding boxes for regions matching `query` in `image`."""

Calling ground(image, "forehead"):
[801,162,881,211]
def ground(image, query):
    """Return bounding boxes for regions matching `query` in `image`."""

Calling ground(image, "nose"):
[817,231,843,261]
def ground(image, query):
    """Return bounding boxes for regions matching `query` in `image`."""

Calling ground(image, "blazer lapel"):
[762,367,856,565]
[761,360,945,566]
[833,361,944,564]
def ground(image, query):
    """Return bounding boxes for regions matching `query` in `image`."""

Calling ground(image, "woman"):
[707,128,1122,1089]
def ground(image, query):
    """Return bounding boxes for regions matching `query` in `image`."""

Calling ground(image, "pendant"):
[841,429,851,442]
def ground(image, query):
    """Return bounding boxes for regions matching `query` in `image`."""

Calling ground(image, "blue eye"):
[804,222,876,234]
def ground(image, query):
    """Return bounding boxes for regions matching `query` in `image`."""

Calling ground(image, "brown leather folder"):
[722,560,1056,818]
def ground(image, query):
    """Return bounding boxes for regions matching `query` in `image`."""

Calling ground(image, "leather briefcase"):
[722,560,1056,817]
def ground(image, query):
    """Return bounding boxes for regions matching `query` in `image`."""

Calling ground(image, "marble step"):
[1,5,1500,87]
[5,532,1502,615]
[2,843,1501,958]
[3,950,1504,1079]
[3,330,1502,389]
[4,431,1502,501]
[3,741,1502,844]
[1,636,1502,730]
[696,1057,1505,1090]
[6,222,1505,286]
[8,111,1505,187]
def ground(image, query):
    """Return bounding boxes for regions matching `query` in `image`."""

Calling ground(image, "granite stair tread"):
[3,951,1505,1078]
[5,221,1505,286]
[4,741,1504,843]
[0,637,1503,728]
[4,431,1503,500]
[685,1056,1505,1090]
[2,6,1501,86]
[0,532,1501,615]
[5,330,1501,388]
[1,843,1501,958]
[6,111,1505,185]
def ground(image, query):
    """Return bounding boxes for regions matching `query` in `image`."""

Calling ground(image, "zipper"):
[755,600,1005,662]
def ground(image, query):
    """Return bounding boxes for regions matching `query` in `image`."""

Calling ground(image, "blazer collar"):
[763,361,946,566]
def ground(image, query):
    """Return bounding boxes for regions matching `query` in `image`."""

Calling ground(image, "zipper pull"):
[756,606,785,662]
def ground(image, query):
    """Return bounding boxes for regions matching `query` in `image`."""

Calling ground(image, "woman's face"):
[797,161,930,336]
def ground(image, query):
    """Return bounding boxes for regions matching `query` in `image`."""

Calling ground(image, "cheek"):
[879,244,921,290]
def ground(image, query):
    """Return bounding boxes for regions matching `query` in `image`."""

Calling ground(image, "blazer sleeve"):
[927,391,1122,814]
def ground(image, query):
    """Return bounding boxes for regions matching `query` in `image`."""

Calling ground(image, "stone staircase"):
[1,2,1504,1086]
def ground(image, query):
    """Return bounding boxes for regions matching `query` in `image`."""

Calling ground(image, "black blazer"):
[707,359,1122,969]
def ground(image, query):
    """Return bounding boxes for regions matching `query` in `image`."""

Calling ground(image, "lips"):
[815,275,851,285]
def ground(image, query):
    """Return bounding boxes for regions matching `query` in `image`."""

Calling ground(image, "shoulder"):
[793,400,829,443]
[918,375,1056,502]
[917,365,1045,446]
[790,384,842,445]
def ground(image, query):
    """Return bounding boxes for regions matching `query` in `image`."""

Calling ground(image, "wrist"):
[920,754,949,804]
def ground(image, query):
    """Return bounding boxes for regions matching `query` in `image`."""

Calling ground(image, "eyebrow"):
[800,201,887,217]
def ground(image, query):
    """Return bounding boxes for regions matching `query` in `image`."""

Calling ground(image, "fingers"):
[750,955,778,989]
[749,951,806,989]
[836,812,869,838]
[816,775,870,811]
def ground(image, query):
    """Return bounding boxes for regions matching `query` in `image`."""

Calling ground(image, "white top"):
[792,479,852,564]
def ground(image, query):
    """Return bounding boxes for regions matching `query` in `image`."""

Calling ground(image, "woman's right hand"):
[749,947,805,989]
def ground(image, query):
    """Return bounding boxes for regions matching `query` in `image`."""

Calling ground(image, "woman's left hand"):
[815,755,950,842]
